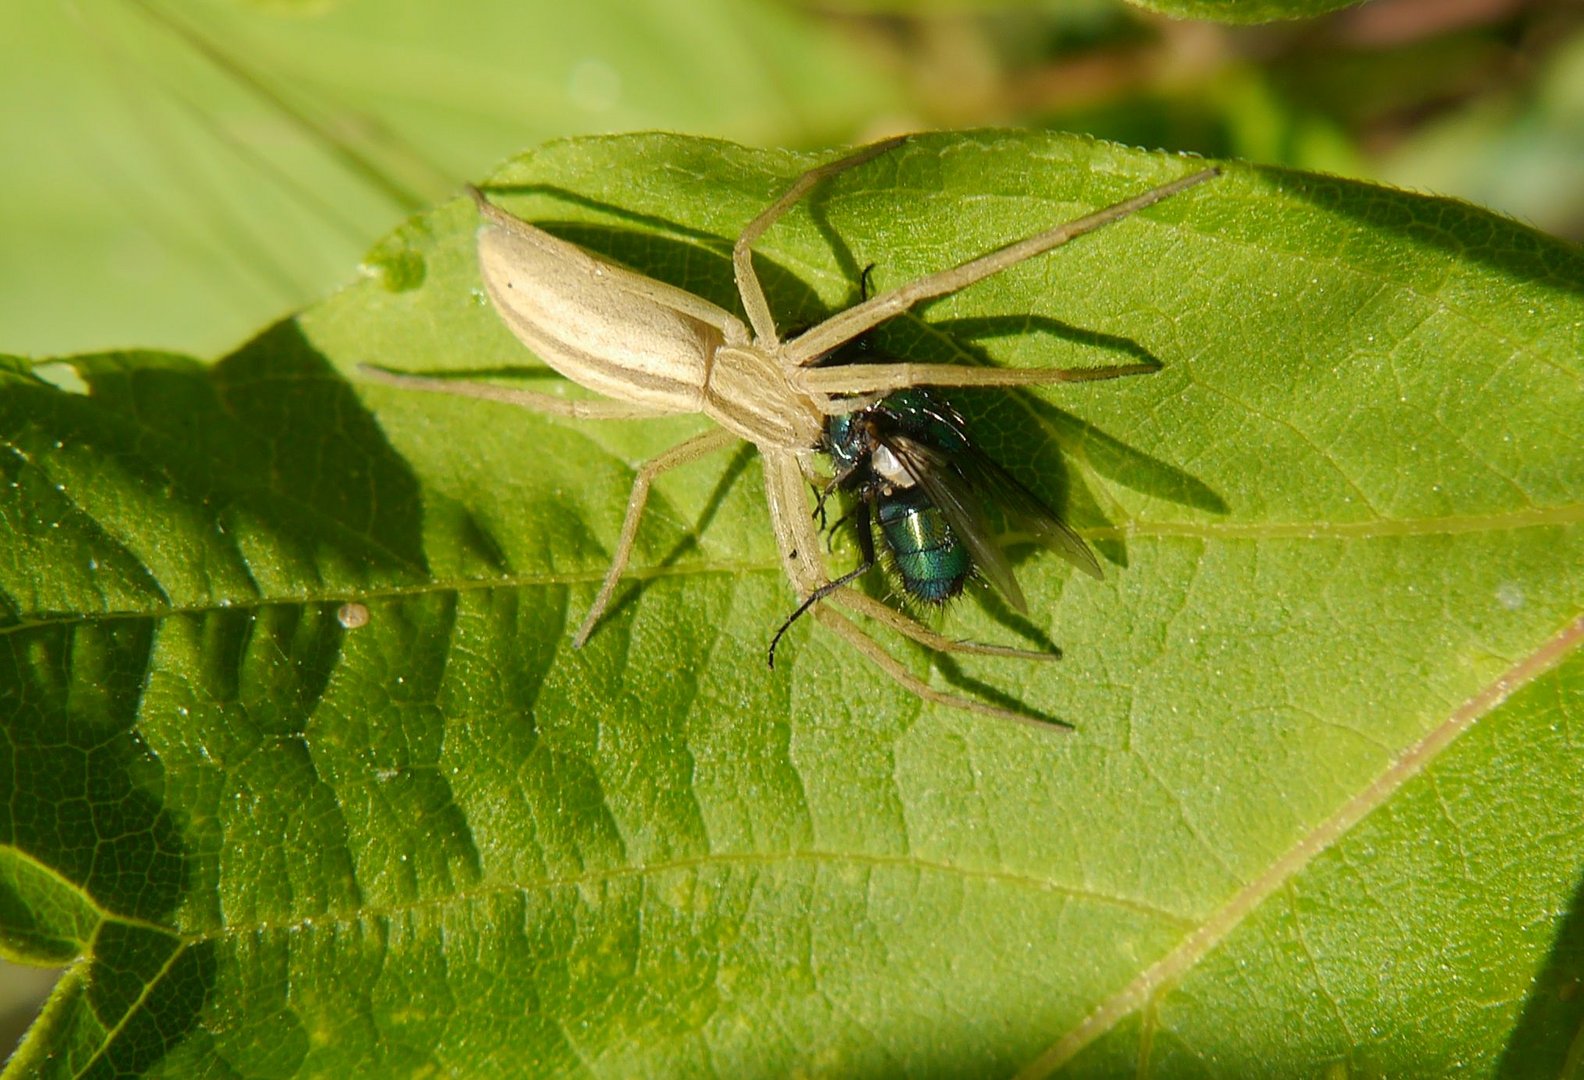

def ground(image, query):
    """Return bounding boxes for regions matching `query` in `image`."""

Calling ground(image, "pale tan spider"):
[364,136,1218,726]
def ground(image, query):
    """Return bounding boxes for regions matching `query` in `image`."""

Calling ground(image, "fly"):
[769,384,1101,666]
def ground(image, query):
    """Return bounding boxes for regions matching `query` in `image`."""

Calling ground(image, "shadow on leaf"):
[1498,859,1584,1076]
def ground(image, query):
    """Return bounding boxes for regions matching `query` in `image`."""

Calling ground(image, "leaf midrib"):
[175,847,1197,945]
[3,500,1574,635]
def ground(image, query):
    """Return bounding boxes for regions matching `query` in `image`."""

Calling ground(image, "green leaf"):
[2,0,898,359]
[792,0,1369,24]
[3,130,1582,1075]
[1124,0,1368,21]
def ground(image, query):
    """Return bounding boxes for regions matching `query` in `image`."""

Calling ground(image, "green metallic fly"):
[766,257,1121,673]
[769,381,1111,670]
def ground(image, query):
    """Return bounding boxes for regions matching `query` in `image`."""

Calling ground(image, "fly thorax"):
[704,346,823,450]
[869,444,915,487]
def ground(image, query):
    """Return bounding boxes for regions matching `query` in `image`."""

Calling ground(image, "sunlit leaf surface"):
[3,131,1582,1076]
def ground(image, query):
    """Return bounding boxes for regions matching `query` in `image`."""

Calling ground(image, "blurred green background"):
[3,0,1581,364]
[3,0,1582,1062]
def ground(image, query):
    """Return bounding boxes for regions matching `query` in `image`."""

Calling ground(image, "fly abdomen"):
[876,486,970,604]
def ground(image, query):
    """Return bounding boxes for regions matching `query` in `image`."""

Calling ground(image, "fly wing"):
[965,448,1103,580]
[885,435,1030,614]
[888,430,1104,607]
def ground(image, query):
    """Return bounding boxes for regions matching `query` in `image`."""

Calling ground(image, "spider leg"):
[574,427,740,646]
[733,135,910,346]
[786,166,1220,367]
[360,364,667,420]
[760,452,1063,725]
[768,557,872,669]
[794,359,1160,398]
[830,591,1059,663]
[822,491,1059,662]
[769,493,882,666]
[813,607,1071,730]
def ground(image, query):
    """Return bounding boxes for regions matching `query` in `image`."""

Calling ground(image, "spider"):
[364,135,1219,726]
